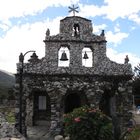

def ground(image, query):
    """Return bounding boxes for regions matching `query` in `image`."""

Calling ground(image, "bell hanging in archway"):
[83,51,89,59]
[60,51,68,61]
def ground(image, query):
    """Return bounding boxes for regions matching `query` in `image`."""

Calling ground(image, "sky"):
[0,0,140,73]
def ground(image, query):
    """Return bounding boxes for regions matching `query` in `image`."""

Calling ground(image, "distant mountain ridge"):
[0,70,15,97]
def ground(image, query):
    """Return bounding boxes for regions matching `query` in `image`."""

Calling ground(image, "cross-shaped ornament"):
[68,5,79,16]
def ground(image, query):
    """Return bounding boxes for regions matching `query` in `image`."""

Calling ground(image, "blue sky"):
[0,0,140,73]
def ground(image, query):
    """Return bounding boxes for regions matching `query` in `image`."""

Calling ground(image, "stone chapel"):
[15,13,133,137]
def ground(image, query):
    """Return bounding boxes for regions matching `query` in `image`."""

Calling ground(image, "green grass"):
[0,107,15,123]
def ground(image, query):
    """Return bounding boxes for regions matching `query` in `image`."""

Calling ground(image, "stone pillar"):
[14,83,27,137]
[15,83,20,131]
[110,95,121,140]
[26,98,33,126]
[50,96,61,134]
[22,94,27,137]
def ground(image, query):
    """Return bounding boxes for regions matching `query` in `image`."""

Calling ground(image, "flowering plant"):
[64,105,114,140]
[120,126,140,140]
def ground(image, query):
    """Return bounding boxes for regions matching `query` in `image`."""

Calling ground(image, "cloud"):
[106,31,129,46]
[78,4,105,18]
[104,0,140,21]
[107,48,140,68]
[93,24,107,34]
[128,13,140,24]
[114,23,120,33]
[0,16,62,73]
[0,0,79,21]
[78,0,140,24]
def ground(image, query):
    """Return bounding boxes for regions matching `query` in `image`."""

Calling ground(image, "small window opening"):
[82,47,93,67]
[73,24,80,36]
[58,47,70,67]
[38,96,46,110]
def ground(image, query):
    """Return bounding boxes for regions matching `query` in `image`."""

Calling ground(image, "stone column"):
[110,95,121,140]
[14,83,20,131]
[14,83,27,137]
[50,96,60,134]
[26,98,33,126]
[22,94,27,137]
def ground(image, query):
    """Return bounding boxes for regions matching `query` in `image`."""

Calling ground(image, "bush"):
[121,126,140,140]
[64,106,114,140]
[0,107,15,123]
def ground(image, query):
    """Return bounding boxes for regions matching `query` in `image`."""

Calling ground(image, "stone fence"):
[0,99,15,107]
[0,112,25,140]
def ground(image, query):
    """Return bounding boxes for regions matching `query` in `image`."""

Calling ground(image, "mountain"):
[0,70,15,98]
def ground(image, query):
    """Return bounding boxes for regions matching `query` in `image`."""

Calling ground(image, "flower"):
[127,127,133,132]
[63,114,67,117]
[64,106,113,140]
[88,109,96,113]
[74,117,81,122]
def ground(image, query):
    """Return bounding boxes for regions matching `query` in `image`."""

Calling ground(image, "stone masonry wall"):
[15,15,133,138]
[0,112,26,139]
[14,74,133,133]
[15,16,132,76]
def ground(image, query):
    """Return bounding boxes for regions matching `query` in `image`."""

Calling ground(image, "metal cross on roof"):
[68,5,79,16]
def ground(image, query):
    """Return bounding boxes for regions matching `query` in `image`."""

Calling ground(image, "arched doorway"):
[64,90,88,114]
[99,89,111,116]
[64,93,81,113]
[33,91,51,125]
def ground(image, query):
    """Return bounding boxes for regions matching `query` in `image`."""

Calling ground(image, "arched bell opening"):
[64,90,88,114]
[58,46,70,67]
[72,23,80,37]
[82,47,93,67]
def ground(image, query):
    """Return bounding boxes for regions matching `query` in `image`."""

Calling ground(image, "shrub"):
[64,106,114,140]
[121,126,140,140]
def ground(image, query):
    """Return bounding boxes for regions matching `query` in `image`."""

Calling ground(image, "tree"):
[133,64,140,106]
[134,63,140,78]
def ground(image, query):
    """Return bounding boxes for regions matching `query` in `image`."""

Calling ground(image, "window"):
[38,96,46,110]
[72,23,80,37]
[82,47,93,67]
[58,46,70,67]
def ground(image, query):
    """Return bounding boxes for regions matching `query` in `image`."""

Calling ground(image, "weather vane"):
[68,5,79,16]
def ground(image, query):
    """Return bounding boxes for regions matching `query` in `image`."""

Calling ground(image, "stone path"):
[134,115,140,125]
[26,111,140,140]
[27,126,54,140]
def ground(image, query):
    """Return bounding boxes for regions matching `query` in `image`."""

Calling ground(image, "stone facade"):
[15,16,133,138]
[0,112,25,139]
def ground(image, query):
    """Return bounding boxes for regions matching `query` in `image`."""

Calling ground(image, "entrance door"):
[33,92,50,125]
[99,89,111,116]
[64,93,81,113]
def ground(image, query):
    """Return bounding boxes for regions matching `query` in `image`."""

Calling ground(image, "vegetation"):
[64,106,114,140]
[133,63,140,107]
[0,70,15,100]
[0,107,15,123]
[120,126,140,140]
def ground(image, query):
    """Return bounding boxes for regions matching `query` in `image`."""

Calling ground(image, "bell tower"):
[44,14,107,72]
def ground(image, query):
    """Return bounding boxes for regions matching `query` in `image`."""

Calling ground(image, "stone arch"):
[30,89,51,126]
[82,47,93,67]
[73,23,80,36]
[63,89,88,114]
[99,89,112,116]
[58,45,70,67]
[99,83,116,117]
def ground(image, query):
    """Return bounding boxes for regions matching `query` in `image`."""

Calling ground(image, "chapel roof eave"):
[60,16,91,22]
[43,33,107,43]
[15,72,133,81]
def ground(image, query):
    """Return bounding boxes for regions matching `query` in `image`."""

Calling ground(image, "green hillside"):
[0,70,15,99]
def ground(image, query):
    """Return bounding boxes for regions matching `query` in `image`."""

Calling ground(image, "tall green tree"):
[133,64,140,106]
